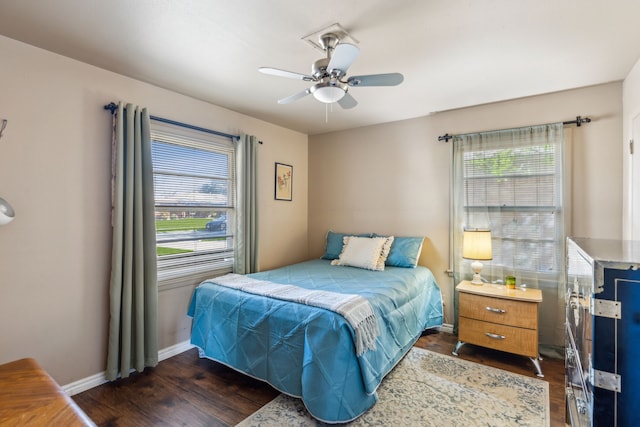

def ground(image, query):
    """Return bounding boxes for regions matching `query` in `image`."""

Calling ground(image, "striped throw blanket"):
[207,273,380,355]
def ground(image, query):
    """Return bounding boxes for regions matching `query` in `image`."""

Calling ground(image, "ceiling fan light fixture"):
[310,81,347,103]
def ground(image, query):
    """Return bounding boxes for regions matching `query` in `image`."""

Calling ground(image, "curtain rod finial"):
[104,102,118,114]
[575,115,592,126]
[438,133,453,142]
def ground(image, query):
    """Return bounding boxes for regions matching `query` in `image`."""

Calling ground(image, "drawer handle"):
[485,332,505,340]
[485,306,506,314]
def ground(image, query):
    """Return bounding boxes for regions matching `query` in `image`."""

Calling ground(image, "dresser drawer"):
[459,292,538,329]
[458,317,539,357]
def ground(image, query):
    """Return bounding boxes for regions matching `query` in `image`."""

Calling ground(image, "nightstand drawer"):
[458,292,538,329]
[458,317,539,357]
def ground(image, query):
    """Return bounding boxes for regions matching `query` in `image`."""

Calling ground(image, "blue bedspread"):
[188,259,443,423]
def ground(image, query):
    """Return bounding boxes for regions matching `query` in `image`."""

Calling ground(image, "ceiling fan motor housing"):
[312,58,330,79]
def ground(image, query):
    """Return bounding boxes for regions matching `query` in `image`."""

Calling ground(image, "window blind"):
[463,143,560,273]
[150,122,236,288]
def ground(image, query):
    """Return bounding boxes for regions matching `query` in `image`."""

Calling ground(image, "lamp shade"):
[462,229,492,260]
[0,197,15,225]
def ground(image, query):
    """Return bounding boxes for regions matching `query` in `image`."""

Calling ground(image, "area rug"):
[236,347,549,427]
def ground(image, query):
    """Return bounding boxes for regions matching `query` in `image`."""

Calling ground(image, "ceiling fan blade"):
[327,43,360,75]
[337,92,358,109]
[278,88,311,104]
[259,67,314,81]
[347,73,404,87]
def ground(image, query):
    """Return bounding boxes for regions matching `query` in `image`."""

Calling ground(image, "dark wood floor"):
[73,331,565,426]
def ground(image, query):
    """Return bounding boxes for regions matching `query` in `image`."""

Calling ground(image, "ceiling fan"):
[259,32,403,109]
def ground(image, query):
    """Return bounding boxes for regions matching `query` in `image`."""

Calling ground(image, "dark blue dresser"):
[566,237,640,427]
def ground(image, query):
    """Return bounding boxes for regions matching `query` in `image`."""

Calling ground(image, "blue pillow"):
[377,235,424,268]
[321,230,372,260]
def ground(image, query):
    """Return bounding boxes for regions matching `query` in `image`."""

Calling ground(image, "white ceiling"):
[1,0,639,135]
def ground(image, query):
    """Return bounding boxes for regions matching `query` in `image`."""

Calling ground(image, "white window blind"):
[150,122,236,288]
[464,143,560,273]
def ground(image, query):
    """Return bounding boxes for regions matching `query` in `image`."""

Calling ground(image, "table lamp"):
[463,229,492,285]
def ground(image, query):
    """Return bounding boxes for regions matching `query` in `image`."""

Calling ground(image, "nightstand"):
[453,280,544,377]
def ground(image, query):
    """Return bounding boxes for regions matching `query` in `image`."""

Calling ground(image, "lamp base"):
[470,273,484,285]
[470,260,485,285]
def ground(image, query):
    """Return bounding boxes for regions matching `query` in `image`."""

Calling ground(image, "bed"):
[187,235,443,423]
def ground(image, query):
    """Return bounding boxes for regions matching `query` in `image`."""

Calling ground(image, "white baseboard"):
[158,340,195,362]
[63,370,108,397]
[62,340,194,396]
[438,323,454,334]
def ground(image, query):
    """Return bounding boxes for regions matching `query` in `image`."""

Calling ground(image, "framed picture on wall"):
[275,162,293,201]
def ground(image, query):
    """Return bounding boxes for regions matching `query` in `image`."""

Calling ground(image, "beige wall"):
[309,82,623,324]
[623,58,640,240]
[0,35,308,384]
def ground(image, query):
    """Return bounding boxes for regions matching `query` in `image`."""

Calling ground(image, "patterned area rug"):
[237,346,549,427]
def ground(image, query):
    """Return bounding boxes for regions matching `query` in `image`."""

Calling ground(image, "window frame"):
[150,121,236,290]
[463,145,562,275]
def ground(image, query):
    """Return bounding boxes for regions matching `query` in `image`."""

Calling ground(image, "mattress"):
[188,259,443,423]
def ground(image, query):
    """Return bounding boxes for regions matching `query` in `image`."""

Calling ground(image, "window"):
[150,122,235,288]
[453,124,565,280]
[464,144,560,274]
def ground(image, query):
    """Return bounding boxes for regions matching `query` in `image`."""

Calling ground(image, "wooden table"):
[0,358,95,426]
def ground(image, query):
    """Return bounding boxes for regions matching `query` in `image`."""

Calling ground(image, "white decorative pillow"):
[331,236,395,271]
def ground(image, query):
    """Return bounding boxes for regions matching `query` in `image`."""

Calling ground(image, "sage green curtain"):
[234,134,259,274]
[106,102,158,381]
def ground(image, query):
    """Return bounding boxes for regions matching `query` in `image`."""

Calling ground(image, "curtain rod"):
[104,102,243,141]
[437,115,592,142]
